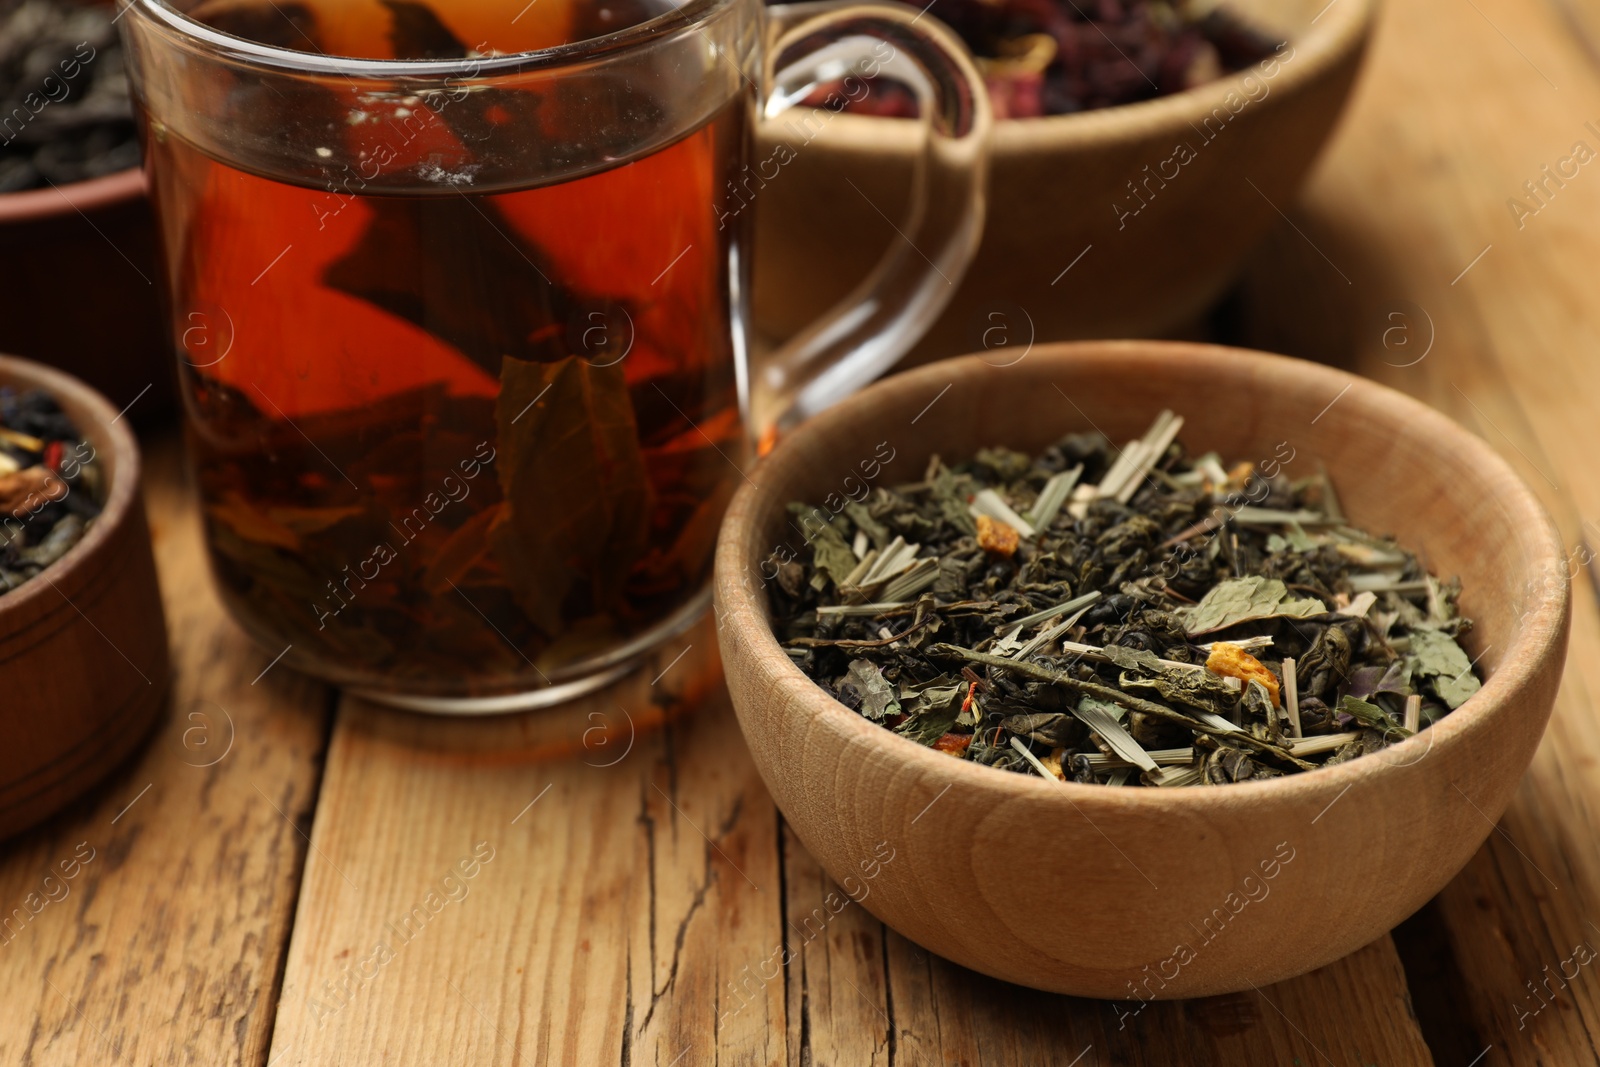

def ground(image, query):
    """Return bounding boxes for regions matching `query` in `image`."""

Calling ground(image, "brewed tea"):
[141,0,752,694]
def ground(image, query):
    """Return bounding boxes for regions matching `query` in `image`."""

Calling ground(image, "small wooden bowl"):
[0,170,172,426]
[0,354,170,839]
[753,0,1376,359]
[714,341,1569,997]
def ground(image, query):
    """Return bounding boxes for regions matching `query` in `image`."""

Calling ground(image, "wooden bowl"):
[752,0,1376,360]
[0,170,173,426]
[714,341,1569,997]
[0,354,170,839]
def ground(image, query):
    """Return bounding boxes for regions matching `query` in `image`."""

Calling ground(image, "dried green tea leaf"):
[1345,659,1412,702]
[844,659,900,721]
[1338,695,1410,736]
[1183,575,1326,635]
[896,698,960,746]
[1000,712,1076,746]
[901,675,966,724]
[975,447,1033,481]
[843,501,892,551]
[490,356,652,635]
[1243,680,1278,742]
[930,463,978,536]
[1122,667,1238,718]
[1204,745,1281,784]
[1408,628,1481,709]
[788,504,859,592]
[1099,643,1166,675]
[767,424,1480,786]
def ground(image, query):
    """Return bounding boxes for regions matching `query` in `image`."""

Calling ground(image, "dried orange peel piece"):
[0,466,63,519]
[976,514,1020,557]
[1205,642,1281,707]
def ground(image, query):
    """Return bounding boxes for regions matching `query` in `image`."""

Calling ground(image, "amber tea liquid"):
[140,0,752,698]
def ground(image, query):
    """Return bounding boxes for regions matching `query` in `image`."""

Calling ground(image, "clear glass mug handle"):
[750,2,992,446]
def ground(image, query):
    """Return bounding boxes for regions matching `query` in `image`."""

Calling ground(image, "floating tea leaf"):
[381,0,469,58]
[490,355,652,635]
[325,197,572,378]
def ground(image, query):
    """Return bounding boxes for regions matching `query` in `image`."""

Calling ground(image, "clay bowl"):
[714,341,1569,997]
[0,353,170,839]
[753,0,1376,361]
[0,170,172,425]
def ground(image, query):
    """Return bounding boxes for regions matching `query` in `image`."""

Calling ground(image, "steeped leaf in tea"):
[162,0,749,694]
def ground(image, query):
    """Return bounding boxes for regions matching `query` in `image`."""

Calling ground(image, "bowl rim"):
[715,340,1570,810]
[784,0,1377,152]
[0,353,142,635]
[0,168,146,224]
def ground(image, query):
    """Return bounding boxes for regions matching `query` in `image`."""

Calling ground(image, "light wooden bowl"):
[0,354,170,839]
[753,0,1376,360]
[714,341,1569,997]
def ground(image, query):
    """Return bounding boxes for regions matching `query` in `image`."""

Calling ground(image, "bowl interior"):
[730,343,1563,771]
[0,354,136,632]
[787,0,1373,156]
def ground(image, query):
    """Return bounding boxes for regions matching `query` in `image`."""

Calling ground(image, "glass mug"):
[121,0,989,712]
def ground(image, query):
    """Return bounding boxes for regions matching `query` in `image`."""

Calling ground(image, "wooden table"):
[4,0,1600,1060]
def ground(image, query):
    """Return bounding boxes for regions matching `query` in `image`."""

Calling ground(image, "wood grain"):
[796,837,1437,1066]
[263,632,795,1067]
[0,435,332,1066]
[1229,0,1600,1058]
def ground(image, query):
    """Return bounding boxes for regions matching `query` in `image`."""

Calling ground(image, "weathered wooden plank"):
[0,435,332,1066]
[264,629,791,1067]
[881,930,1431,1067]
[785,818,1431,1065]
[781,821,892,1067]
[1228,0,1600,1058]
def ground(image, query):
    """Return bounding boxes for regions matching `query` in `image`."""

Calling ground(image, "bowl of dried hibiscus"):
[752,0,1376,360]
